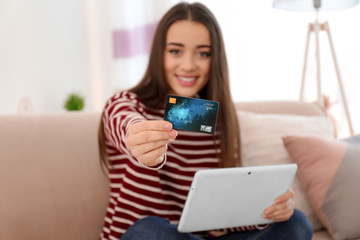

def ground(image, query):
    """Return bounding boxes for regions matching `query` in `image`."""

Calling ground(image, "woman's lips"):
[177,75,198,87]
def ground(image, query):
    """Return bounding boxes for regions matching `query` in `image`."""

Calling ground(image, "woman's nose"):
[180,53,196,71]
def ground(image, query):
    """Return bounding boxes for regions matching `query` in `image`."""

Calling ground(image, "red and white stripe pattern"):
[100,91,267,239]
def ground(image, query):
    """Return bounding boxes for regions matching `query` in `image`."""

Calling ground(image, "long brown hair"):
[99,2,241,169]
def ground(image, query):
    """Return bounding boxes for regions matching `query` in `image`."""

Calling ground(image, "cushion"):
[283,134,360,240]
[237,110,335,231]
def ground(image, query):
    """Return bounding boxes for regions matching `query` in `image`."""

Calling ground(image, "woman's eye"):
[169,49,181,55]
[199,52,211,57]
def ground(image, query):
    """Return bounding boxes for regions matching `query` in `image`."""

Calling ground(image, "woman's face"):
[164,20,211,97]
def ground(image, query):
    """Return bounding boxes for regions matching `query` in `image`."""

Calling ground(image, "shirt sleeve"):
[102,91,146,156]
[102,91,167,169]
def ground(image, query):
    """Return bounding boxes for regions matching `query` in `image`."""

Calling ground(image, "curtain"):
[110,0,179,92]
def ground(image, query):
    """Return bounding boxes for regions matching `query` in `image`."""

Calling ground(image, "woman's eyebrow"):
[166,42,183,47]
[166,43,211,49]
[197,45,211,49]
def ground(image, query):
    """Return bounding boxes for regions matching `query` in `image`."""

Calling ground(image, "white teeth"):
[178,76,196,82]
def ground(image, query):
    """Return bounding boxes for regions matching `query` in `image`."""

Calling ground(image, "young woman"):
[98,2,313,240]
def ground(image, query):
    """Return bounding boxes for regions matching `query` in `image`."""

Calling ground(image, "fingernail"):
[169,130,178,140]
[164,123,172,130]
[155,155,165,164]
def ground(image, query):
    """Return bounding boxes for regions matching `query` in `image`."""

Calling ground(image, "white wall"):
[193,0,360,137]
[0,0,359,136]
[193,0,360,101]
[0,0,111,114]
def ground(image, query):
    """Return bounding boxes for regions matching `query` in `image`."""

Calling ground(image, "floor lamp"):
[273,0,359,136]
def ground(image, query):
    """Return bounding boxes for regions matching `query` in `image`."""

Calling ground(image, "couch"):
[0,101,339,240]
[0,112,109,240]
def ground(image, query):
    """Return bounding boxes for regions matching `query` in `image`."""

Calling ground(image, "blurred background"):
[0,0,359,136]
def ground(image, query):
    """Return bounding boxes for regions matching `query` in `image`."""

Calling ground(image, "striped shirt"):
[100,91,266,240]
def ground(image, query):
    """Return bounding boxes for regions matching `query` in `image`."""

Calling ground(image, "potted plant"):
[64,92,85,111]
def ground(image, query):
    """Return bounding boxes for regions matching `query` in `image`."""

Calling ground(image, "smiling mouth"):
[177,75,198,87]
[178,76,196,82]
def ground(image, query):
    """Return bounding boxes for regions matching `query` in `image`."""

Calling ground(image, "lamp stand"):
[299,15,355,136]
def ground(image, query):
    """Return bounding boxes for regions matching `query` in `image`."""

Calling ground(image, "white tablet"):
[177,163,297,233]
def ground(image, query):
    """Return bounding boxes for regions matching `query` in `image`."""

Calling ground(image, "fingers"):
[136,144,168,167]
[125,120,178,167]
[263,189,295,222]
[127,121,176,145]
[130,139,169,157]
[263,199,295,222]
[128,121,172,134]
[127,129,177,146]
[274,188,295,204]
[126,121,177,147]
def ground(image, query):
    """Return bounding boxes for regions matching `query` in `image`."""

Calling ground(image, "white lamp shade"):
[273,0,359,11]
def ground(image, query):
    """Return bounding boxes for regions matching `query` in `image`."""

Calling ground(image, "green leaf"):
[64,93,85,111]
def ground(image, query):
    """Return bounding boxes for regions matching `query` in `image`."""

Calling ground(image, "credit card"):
[163,95,219,134]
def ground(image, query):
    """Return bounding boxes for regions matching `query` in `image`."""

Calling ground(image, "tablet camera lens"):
[248,171,251,175]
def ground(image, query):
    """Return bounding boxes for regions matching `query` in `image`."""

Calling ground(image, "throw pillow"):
[282,135,360,240]
[237,110,335,231]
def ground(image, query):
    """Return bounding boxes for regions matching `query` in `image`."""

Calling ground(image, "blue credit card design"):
[163,95,219,134]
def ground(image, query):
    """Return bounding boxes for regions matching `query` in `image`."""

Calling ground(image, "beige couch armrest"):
[0,112,109,240]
